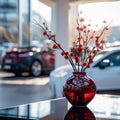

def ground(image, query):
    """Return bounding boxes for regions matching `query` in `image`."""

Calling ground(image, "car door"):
[87,51,120,90]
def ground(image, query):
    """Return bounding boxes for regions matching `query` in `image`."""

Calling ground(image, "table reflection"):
[0,94,120,120]
[64,106,95,120]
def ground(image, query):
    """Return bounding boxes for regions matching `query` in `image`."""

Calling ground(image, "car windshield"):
[93,51,107,62]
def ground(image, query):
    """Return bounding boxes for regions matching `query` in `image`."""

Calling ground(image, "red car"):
[2,45,55,76]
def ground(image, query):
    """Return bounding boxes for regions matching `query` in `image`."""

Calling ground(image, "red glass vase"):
[63,72,96,106]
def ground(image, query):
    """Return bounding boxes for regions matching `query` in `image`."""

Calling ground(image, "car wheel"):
[30,60,42,77]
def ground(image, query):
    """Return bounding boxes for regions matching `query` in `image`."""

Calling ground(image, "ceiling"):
[40,0,118,6]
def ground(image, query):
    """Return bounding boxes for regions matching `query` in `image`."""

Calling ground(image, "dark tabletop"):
[0,94,120,120]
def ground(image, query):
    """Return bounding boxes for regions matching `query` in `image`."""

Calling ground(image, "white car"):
[50,47,120,98]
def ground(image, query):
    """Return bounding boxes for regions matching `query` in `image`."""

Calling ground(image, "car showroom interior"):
[0,0,120,119]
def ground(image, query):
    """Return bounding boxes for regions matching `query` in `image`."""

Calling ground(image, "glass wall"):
[0,0,19,45]
[19,0,30,46]
[0,0,52,46]
[31,0,51,45]
[69,1,120,47]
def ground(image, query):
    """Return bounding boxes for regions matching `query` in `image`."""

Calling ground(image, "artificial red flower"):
[70,52,74,56]
[73,42,76,45]
[64,55,68,60]
[101,40,105,44]
[48,36,52,40]
[89,58,93,63]
[88,24,91,26]
[52,44,57,49]
[77,37,81,41]
[96,43,100,47]
[90,36,93,39]
[79,44,82,48]
[79,27,83,31]
[75,56,79,63]
[83,25,87,29]
[103,20,107,23]
[77,47,83,52]
[99,46,103,50]
[43,22,45,25]
[105,27,109,30]
[40,11,109,72]
[80,18,84,22]
[87,30,90,33]
[92,50,97,54]
[83,40,86,44]
[88,54,93,59]
[95,36,99,40]
[57,43,61,47]
[82,62,87,67]
[86,64,90,68]
[61,51,65,56]
[65,51,69,55]
[77,26,79,30]
[43,31,47,35]
[51,34,55,37]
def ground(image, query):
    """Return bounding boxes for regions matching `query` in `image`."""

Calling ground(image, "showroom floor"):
[0,72,53,109]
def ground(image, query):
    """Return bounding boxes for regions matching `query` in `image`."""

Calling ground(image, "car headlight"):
[19,52,34,57]
[28,52,34,56]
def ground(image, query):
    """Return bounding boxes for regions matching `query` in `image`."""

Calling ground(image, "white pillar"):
[18,0,22,47]
[54,0,70,68]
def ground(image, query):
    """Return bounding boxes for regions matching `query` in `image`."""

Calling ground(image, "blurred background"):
[0,0,120,108]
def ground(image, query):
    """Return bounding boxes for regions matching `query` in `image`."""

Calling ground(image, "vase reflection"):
[64,106,95,120]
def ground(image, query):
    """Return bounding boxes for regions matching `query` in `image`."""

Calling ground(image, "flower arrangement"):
[37,11,109,72]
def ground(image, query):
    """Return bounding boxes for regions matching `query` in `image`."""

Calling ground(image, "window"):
[31,0,51,45]
[0,0,19,44]
[106,52,120,67]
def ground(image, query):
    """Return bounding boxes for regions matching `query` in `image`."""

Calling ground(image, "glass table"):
[0,94,120,120]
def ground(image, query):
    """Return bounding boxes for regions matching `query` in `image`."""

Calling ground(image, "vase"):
[63,72,96,106]
[64,106,95,120]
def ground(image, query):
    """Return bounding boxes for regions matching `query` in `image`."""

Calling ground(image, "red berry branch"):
[35,11,110,72]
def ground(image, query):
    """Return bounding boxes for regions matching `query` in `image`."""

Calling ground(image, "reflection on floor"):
[0,72,53,109]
